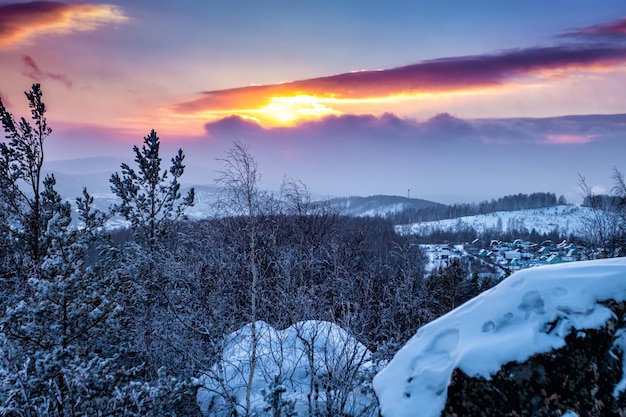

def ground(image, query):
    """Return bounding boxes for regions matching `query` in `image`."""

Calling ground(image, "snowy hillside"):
[373,258,626,417]
[397,205,592,236]
[76,190,441,227]
[177,185,221,220]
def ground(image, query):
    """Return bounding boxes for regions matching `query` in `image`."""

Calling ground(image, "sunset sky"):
[1,0,626,203]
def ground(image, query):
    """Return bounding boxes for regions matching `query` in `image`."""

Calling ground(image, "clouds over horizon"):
[203,111,626,148]
[0,1,127,48]
[172,16,626,127]
[188,111,626,203]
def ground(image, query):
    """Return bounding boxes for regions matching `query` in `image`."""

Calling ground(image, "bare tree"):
[215,140,268,415]
[578,173,624,256]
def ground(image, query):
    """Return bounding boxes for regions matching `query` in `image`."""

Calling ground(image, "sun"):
[256,95,341,125]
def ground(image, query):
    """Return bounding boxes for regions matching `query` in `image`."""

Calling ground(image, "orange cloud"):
[0,1,127,48]
[172,45,626,126]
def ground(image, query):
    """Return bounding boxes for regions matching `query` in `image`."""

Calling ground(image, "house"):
[546,254,562,264]
[510,258,523,270]
[557,240,569,250]
[538,246,550,256]
[562,248,579,262]
[504,250,522,260]
[521,252,534,261]
[513,239,525,248]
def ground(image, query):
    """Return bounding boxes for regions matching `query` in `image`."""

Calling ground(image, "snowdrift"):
[374,258,626,417]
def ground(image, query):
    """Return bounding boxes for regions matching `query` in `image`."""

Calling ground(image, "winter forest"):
[1,85,626,416]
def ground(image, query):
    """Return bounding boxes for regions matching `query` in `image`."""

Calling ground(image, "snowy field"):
[373,258,626,417]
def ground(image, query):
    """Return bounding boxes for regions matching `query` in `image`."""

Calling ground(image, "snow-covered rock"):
[197,320,375,417]
[374,258,626,417]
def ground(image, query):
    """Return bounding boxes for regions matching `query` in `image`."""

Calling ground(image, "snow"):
[373,258,626,417]
[420,244,469,272]
[397,205,591,236]
[357,202,411,217]
[196,320,374,417]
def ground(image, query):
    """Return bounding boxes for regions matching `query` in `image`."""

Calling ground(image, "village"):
[423,238,612,275]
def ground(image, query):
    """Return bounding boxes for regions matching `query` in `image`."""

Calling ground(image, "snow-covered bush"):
[196,320,376,417]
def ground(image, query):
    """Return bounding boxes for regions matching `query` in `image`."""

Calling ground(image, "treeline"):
[582,194,625,210]
[412,225,569,245]
[0,85,497,416]
[391,192,567,224]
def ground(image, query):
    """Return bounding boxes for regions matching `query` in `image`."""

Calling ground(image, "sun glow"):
[244,93,451,126]
[256,95,341,125]
[167,83,550,132]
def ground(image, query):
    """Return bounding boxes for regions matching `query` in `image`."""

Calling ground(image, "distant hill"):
[46,157,123,175]
[328,195,444,218]
[42,159,580,235]
[44,157,123,198]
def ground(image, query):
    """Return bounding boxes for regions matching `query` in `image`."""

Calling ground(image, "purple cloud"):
[175,44,626,115]
[204,115,263,139]
[202,112,626,149]
[564,16,626,37]
[21,55,72,88]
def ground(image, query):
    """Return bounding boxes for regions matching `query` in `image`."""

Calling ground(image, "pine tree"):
[0,87,198,416]
[0,188,124,415]
[109,129,196,372]
[110,129,194,248]
[0,83,54,278]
